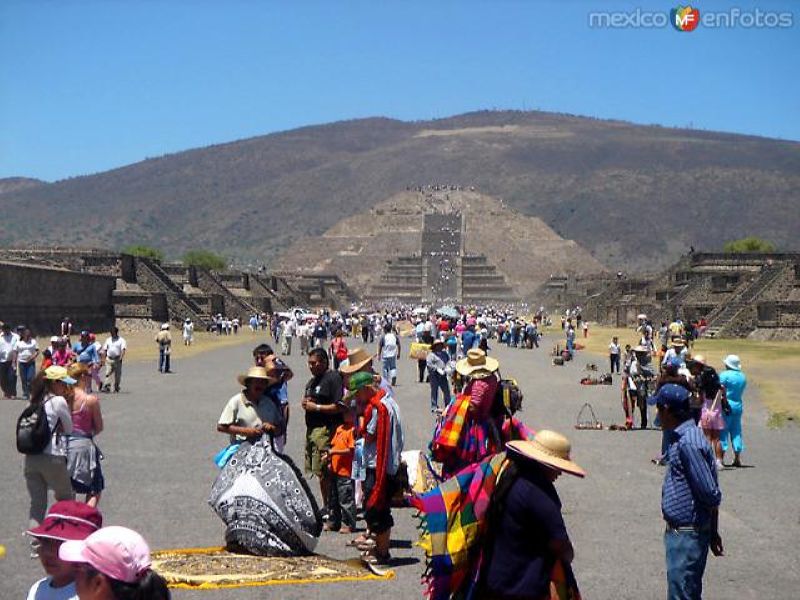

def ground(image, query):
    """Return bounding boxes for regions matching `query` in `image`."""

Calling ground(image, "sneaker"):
[715,459,724,470]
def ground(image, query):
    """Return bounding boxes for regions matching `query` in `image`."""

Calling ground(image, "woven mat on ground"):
[151,546,394,590]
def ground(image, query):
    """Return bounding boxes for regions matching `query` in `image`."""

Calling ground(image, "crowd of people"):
[6,302,752,600]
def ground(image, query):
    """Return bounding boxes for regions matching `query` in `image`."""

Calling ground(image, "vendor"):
[217,366,284,444]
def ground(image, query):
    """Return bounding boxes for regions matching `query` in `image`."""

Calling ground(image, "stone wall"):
[0,261,115,333]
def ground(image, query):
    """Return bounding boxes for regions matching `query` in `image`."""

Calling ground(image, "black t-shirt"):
[304,369,343,429]
[485,465,571,599]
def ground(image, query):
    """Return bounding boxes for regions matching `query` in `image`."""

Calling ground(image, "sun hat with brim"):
[456,348,499,377]
[237,366,271,387]
[723,354,742,371]
[44,366,77,386]
[59,526,152,584]
[687,354,705,366]
[632,345,649,353]
[430,339,446,351]
[26,500,102,542]
[506,432,586,478]
[344,371,376,402]
[671,338,685,347]
[339,348,374,374]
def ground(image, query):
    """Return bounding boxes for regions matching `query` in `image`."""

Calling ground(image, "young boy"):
[324,408,357,533]
[26,500,103,600]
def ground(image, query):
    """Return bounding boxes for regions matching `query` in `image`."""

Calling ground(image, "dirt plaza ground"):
[1,330,798,599]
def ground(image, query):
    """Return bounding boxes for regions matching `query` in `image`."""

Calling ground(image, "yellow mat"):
[151,546,394,590]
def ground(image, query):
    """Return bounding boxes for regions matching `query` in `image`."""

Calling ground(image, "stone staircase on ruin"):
[195,268,260,317]
[134,257,211,326]
[703,264,786,337]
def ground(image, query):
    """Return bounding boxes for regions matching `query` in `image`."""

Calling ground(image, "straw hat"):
[431,339,446,351]
[236,366,270,387]
[671,337,685,347]
[506,431,586,478]
[339,348,374,374]
[632,345,649,353]
[455,348,499,377]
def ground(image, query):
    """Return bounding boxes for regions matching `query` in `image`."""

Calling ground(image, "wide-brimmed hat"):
[632,345,649,353]
[27,500,103,542]
[671,337,685,347]
[60,526,152,584]
[688,354,706,366]
[430,339,446,351]
[237,366,270,387]
[723,354,742,371]
[339,348,374,374]
[161,323,170,330]
[506,431,586,478]
[456,348,499,377]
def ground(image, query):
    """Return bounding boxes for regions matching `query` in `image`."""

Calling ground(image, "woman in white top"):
[17,328,40,401]
[25,366,76,527]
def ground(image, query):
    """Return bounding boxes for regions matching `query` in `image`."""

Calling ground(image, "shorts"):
[362,468,395,534]
[305,425,333,477]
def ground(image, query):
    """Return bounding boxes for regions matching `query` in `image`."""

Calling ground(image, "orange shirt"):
[330,423,355,477]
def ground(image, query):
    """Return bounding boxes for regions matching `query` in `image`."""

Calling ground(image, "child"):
[26,500,103,600]
[324,409,357,533]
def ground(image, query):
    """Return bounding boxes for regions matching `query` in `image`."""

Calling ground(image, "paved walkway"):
[1,334,798,598]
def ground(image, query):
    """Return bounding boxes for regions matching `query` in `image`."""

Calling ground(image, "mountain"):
[0,177,46,195]
[2,110,798,271]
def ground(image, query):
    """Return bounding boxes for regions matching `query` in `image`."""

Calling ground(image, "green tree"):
[123,245,164,261]
[723,237,776,253]
[182,249,227,270]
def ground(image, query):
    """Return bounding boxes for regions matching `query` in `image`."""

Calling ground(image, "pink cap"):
[59,526,152,583]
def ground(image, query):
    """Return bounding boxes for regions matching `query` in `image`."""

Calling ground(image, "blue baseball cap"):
[647,383,690,410]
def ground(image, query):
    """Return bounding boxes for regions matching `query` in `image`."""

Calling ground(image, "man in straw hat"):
[719,354,746,468]
[216,366,284,445]
[650,384,723,598]
[481,431,585,598]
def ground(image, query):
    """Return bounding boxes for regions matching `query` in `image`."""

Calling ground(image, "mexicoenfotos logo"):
[588,6,794,29]
[671,6,700,32]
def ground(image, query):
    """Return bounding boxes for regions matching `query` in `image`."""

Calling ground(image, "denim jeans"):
[158,347,171,372]
[664,527,710,600]
[429,372,451,411]
[19,361,36,399]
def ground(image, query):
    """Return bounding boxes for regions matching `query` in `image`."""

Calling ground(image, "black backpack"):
[16,400,51,454]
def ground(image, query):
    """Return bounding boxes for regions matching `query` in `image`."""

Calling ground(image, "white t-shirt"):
[27,577,78,600]
[182,323,194,338]
[16,338,39,363]
[103,336,127,359]
[43,394,73,457]
[609,342,620,355]
[0,332,19,362]
[381,332,399,359]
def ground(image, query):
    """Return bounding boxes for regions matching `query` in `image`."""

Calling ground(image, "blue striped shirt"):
[661,420,722,528]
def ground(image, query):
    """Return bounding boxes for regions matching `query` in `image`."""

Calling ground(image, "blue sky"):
[1,0,798,181]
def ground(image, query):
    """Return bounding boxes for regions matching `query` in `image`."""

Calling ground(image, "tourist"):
[418,326,434,383]
[281,318,295,355]
[72,332,101,386]
[251,343,274,367]
[481,434,585,599]
[719,354,747,468]
[435,348,501,478]
[297,318,309,355]
[0,321,19,398]
[329,329,349,371]
[322,406,357,533]
[17,327,39,400]
[426,339,451,413]
[690,354,725,469]
[378,323,400,386]
[25,500,103,600]
[301,348,344,521]
[65,363,105,507]
[100,327,126,393]
[582,320,589,338]
[346,371,404,567]
[155,323,172,373]
[263,357,293,453]
[182,318,194,346]
[565,321,576,357]
[652,384,723,599]
[652,357,696,465]
[52,337,73,367]
[60,317,74,340]
[216,366,283,450]
[24,367,77,526]
[609,336,621,374]
[58,525,171,600]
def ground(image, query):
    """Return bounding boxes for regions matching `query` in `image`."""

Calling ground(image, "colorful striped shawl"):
[412,452,508,600]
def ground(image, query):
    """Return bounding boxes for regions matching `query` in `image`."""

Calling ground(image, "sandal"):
[361,548,392,575]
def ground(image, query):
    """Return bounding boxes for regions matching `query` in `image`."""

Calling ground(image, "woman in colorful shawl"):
[434,349,501,479]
